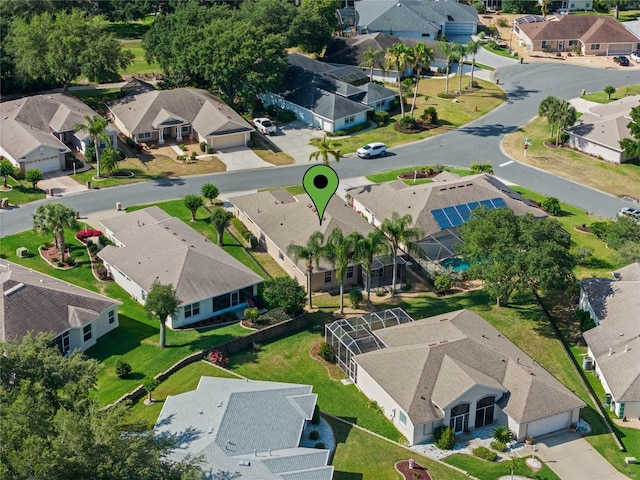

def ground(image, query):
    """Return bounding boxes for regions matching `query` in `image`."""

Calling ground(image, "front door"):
[558,41,564,51]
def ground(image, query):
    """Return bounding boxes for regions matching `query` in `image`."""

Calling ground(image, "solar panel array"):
[431,197,508,229]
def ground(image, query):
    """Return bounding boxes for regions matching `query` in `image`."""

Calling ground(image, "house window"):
[399,411,407,426]
[344,115,356,125]
[346,265,354,279]
[591,43,600,50]
[474,396,496,428]
[568,40,577,46]
[449,403,470,433]
[181,125,190,133]
[421,33,430,37]
[570,2,575,7]
[585,2,590,7]
[83,324,92,342]
[55,331,70,355]
[185,302,200,318]
[324,271,332,284]
[278,250,284,261]
[137,132,152,140]
[541,41,548,48]
[375,100,385,108]
[108,310,115,324]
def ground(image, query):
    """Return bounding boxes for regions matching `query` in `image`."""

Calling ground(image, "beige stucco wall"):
[568,133,623,163]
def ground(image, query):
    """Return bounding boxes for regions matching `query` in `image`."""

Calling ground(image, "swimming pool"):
[440,258,469,272]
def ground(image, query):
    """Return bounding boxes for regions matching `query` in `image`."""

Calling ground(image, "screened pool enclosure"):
[325,308,414,381]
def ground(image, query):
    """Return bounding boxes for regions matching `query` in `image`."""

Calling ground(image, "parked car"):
[630,52,640,62]
[252,117,277,135]
[618,207,640,223]
[356,142,387,158]
[613,56,630,66]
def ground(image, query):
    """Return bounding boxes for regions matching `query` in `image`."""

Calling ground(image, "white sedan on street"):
[253,117,277,135]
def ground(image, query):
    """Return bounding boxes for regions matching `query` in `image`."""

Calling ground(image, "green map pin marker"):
[303,165,339,226]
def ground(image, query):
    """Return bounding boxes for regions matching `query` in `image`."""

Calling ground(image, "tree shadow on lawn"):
[582,256,616,271]
[507,297,556,339]
[86,314,158,360]
[333,472,364,480]
[169,331,243,351]
[330,417,355,444]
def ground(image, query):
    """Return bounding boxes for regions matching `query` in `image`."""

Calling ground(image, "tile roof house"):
[566,95,639,164]
[0,93,118,174]
[154,377,334,480]
[0,260,121,353]
[107,88,254,151]
[232,189,401,292]
[346,173,545,268]
[327,309,585,445]
[97,207,263,329]
[260,54,397,132]
[514,14,640,55]
[580,262,640,420]
[356,0,479,42]
[324,33,442,83]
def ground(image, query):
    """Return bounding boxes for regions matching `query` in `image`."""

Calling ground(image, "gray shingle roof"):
[0,93,102,160]
[154,377,333,480]
[346,174,545,237]
[355,310,585,425]
[98,207,262,305]
[0,261,120,341]
[582,263,640,402]
[107,88,253,137]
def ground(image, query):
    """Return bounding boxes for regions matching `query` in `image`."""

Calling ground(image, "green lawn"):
[106,16,154,40]
[481,44,518,59]
[1,176,46,205]
[444,454,560,480]
[583,84,640,103]
[120,39,159,76]
[365,165,472,184]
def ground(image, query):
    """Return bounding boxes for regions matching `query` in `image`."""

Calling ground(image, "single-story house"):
[0,260,120,353]
[324,33,442,83]
[97,207,263,329]
[483,0,594,12]
[346,173,546,270]
[154,377,333,480]
[261,54,397,132]
[0,93,118,174]
[356,0,479,41]
[232,189,402,292]
[580,262,640,419]
[566,95,639,163]
[326,308,585,445]
[107,87,254,150]
[514,14,640,55]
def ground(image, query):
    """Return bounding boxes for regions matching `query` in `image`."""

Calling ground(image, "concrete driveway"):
[534,431,627,480]
[264,121,325,165]
[215,147,273,171]
[38,170,88,197]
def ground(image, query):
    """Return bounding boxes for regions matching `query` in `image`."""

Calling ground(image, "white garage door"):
[526,412,571,439]
[444,23,475,35]
[211,133,245,150]
[23,156,61,173]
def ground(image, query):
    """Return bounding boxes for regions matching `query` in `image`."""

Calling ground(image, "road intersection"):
[1,62,637,237]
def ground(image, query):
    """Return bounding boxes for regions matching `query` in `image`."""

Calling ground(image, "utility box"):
[16,247,28,258]
[582,356,593,370]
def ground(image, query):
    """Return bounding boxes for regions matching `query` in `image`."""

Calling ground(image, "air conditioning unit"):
[582,356,593,370]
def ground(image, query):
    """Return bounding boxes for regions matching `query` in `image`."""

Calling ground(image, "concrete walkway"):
[534,431,627,480]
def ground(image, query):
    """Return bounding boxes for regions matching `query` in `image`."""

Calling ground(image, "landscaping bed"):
[395,460,432,480]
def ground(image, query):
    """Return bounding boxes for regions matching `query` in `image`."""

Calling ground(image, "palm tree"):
[145,280,181,348]
[353,230,391,308]
[453,42,468,94]
[409,43,434,117]
[555,99,577,146]
[540,0,552,18]
[466,39,481,89]
[287,231,325,309]
[309,136,341,165]
[538,95,561,139]
[381,212,423,296]
[437,41,457,95]
[323,228,359,315]
[210,206,233,246]
[360,46,383,81]
[385,43,413,117]
[100,147,120,176]
[33,203,78,261]
[73,114,111,178]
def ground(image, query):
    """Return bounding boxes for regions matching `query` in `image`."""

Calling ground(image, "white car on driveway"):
[253,117,277,135]
[631,52,640,63]
[356,142,387,158]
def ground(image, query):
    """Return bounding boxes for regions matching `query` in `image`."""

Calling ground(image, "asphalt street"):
[1,62,638,237]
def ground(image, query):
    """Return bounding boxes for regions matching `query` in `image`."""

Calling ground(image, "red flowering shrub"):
[76,229,102,243]
[208,349,229,368]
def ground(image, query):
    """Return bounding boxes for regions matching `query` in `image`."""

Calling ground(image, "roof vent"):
[217,400,223,407]
[4,283,26,297]
[608,348,612,356]
[625,344,629,352]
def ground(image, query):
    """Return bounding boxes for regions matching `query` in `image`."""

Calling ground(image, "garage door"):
[23,156,62,173]
[211,133,245,150]
[444,23,475,35]
[526,412,571,439]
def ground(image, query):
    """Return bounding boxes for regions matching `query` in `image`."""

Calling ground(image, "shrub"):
[401,280,412,291]
[573,246,593,266]
[437,92,454,99]
[84,145,96,163]
[589,221,609,239]
[314,443,325,449]
[86,239,94,247]
[200,141,207,152]
[244,307,260,323]
[318,342,334,362]
[348,289,363,309]
[65,256,75,266]
[434,275,452,293]
[115,359,132,378]
[398,116,418,130]
[232,218,252,241]
[98,234,110,246]
[262,277,306,316]
[373,110,389,126]
[51,257,59,263]
[490,441,506,452]
[177,155,185,161]
[208,349,229,368]
[541,197,561,216]
[76,229,103,243]
[190,151,197,160]
[434,426,455,450]
[473,446,497,461]
[577,309,595,331]
[97,266,109,280]
[207,146,214,154]
[492,425,512,443]
[309,430,320,440]
[421,106,438,124]
[496,17,509,27]
[57,262,64,267]
[179,144,187,151]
